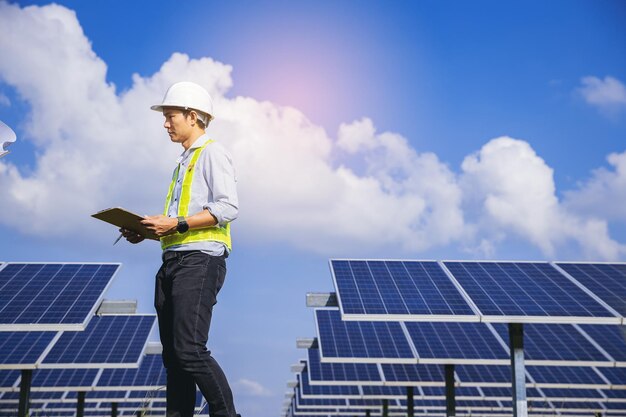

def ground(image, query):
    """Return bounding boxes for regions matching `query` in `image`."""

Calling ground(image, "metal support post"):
[111,402,118,417]
[382,398,389,417]
[407,386,414,417]
[17,370,32,417]
[509,323,528,417]
[77,391,86,417]
[366,409,370,417]
[445,364,456,417]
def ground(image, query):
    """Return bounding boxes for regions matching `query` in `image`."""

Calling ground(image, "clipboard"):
[92,207,160,241]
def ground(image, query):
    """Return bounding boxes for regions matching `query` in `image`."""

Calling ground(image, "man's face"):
[162,108,193,143]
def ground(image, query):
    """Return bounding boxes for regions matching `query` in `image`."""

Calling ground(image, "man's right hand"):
[120,228,145,244]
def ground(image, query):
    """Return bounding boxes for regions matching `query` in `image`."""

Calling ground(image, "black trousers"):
[155,250,237,417]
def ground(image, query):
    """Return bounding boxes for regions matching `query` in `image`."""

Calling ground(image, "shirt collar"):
[176,133,209,163]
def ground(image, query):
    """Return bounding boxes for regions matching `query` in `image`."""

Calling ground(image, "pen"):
[113,233,123,246]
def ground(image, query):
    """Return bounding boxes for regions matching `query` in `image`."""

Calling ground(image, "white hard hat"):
[151,81,214,124]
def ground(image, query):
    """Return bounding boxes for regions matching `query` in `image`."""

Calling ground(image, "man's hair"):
[182,109,210,130]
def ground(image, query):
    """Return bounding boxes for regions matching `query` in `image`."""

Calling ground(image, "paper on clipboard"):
[92,207,160,241]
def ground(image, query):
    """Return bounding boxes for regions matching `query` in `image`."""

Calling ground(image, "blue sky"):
[1,1,625,415]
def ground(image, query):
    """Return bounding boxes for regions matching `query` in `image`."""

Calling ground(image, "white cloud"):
[235,378,272,397]
[578,75,626,113]
[564,151,626,222]
[460,137,625,259]
[0,2,624,260]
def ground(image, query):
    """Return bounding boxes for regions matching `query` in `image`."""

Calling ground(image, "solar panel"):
[576,325,626,366]
[315,309,415,363]
[0,371,18,391]
[297,370,361,399]
[30,368,100,391]
[295,386,348,408]
[443,262,619,323]
[359,385,406,398]
[96,354,166,390]
[40,315,156,368]
[380,364,445,386]
[527,366,609,389]
[419,386,483,399]
[597,368,626,389]
[490,323,612,366]
[454,365,513,386]
[404,322,508,364]
[555,263,626,320]
[330,260,477,320]
[0,331,59,369]
[307,348,382,385]
[0,263,121,331]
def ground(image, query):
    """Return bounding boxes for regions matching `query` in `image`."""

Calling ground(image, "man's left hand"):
[141,215,178,237]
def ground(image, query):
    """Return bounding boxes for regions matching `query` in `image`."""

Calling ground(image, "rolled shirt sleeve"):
[202,142,239,227]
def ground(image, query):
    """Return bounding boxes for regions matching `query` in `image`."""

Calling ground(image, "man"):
[121,81,239,417]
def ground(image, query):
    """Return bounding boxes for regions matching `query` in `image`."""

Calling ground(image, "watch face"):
[177,217,189,233]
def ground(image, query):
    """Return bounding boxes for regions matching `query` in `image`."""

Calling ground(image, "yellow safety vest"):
[160,140,232,251]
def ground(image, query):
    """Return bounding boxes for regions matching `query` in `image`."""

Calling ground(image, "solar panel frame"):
[297,370,361,399]
[307,348,383,385]
[0,262,121,331]
[0,331,61,369]
[39,314,156,369]
[404,322,509,365]
[442,261,621,324]
[490,323,614,367]
[28,368,101,392]
[330,259,479,322]
[575,325,626,366]
[315,308,416,364]
[554,262,626,323]
[95,354,166,391]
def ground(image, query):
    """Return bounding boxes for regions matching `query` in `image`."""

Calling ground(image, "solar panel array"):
[0,261,179,417]
[315,308,625,367]
[330,260,625,324]
[0,263,121,331]
[283,258,626,417]
[41,314,156,368]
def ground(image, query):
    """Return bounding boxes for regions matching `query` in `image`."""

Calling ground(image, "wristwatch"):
[176,216,189,233]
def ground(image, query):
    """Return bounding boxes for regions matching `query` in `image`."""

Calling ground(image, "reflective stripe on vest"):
[160,140,232,251]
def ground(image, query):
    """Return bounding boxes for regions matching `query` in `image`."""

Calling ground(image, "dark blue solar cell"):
[420,386,482,398]
[556,263,626,317]
[315,309,414,361]
[444,262,615,319]
[539,388,605,399]
[597,367,626,386]
[0,370,19,388]
[298,370,360,398]
[307,348,381,383]
[97,354,165,388]
[528,366,607,386]
[64,390,129,400]
[128,390,166,399]
[0,331,57,366]
[331,260,475,317]
[381,364,445,383]
[405,322,507,362]
[42,315,155,366]
[0,263,120,328]
[578,325,626,364]
[32,368,99,388]
[455,365,512,384]
[491,323,609,363]
[360,385,406,397]
[296,386,347,407]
